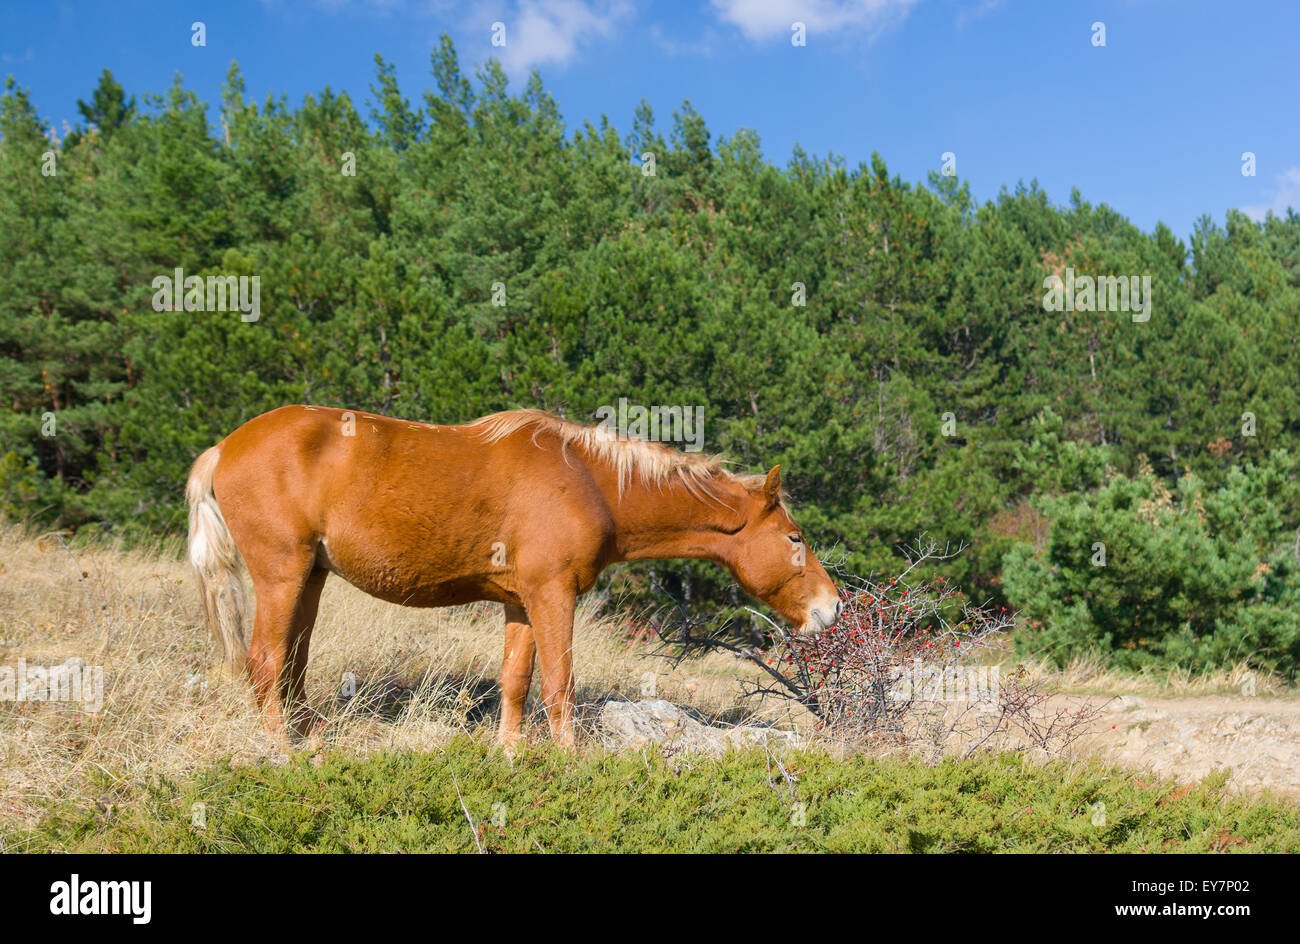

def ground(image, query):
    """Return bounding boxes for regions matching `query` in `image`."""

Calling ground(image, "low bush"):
[9,739,1299,853]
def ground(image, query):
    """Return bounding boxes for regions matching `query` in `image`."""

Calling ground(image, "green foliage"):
[10,739,1300,853]
[1005,452,1300,672]
[64,68,135,148]
[4,41,1300,670]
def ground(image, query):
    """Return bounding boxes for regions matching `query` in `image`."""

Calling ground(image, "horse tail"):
[186,446,248,675]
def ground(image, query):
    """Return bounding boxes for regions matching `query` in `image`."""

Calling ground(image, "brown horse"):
[186,405,842,747]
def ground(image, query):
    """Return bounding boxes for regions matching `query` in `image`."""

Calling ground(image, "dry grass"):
[0,524,803,831]
[4,524,1294,834]
[1015,651,1290,699]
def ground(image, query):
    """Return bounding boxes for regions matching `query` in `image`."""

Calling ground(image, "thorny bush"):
[650,542,1104,759]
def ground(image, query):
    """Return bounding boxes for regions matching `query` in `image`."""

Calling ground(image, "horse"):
[185,404,843,747]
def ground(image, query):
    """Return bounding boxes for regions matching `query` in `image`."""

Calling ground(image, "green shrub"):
[8,739,1300,853]
[1004,451,1300,673]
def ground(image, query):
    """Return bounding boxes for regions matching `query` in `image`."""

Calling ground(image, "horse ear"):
[762,465,782,508]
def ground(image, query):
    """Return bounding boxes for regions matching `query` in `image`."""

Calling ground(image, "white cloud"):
[955,0,1002,30]
[708,0,919,43]
[486,0,632,75]
[1241,166,1300,222]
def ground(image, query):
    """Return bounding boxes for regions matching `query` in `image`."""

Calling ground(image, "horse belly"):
[316,534,515,608]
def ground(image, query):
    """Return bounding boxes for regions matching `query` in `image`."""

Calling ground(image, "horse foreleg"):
[497,603,535,752]
[524,588,577,748]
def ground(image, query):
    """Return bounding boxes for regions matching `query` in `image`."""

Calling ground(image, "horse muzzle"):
[800,597,843,634]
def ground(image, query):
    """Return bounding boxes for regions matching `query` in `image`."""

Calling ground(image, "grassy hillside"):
[0,523,790,830]
[2,524,1298,852]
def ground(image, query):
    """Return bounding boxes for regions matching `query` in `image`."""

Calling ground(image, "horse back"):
[211,405,615,607]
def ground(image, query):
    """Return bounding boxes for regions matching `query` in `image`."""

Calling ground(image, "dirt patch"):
[1078,694,1300,797]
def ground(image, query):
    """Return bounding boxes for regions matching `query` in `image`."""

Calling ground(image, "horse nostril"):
[834,600,843,620]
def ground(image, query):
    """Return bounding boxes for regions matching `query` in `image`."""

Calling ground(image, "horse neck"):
[600,471,751,565]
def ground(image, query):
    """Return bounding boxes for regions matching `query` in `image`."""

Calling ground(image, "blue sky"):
[3,0,1297,240]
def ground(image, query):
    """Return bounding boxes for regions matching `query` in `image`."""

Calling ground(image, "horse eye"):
[788,533,802,543]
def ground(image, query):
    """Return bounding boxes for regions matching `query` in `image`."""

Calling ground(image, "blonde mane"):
[469,409,768,501]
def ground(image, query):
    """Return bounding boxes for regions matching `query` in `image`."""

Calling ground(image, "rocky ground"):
[1085,694,1300,797]
[601,694,1300,798]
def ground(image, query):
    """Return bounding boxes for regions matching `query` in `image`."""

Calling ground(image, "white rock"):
[599,700,801,755]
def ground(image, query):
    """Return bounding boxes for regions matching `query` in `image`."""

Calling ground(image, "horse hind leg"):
[284,569,328,740]
[247,560,326,743]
